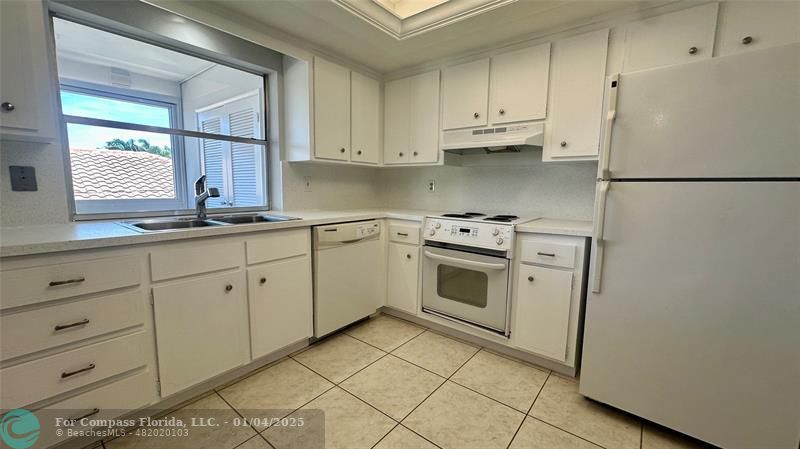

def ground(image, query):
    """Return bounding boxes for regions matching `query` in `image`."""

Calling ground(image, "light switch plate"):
[9,166,37,191]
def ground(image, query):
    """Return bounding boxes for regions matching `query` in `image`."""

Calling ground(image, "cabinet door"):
[386,243,419,315]
[153,270,249,396]
[514,265,573,361]
[248,256,312,359]
[544,29,609,161]
[351,72,380,164]
[490,44,550,124]
[383,77,410,164]
[313,57,350,160]
[0,0,56,141]
[715,1,800,57]
[441,58,489,129]
[409,70,440,164]
[622,3,718,72]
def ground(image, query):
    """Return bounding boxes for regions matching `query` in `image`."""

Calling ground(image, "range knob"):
[496,237,504,245]
[434,223,441,229]
[492,228,500,236]
[429,229,436,236]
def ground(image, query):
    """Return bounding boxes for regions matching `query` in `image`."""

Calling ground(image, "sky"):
[60,90,173,150]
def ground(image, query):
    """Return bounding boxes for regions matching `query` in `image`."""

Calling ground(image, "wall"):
[57,58,181,98]
[378,154,597,220]
[280,162,382,211]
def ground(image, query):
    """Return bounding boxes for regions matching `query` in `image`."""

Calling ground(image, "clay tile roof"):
[69,148,176,200]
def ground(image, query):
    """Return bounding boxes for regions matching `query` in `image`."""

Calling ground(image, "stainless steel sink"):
[121,218,227,232]
[209,213,301,224]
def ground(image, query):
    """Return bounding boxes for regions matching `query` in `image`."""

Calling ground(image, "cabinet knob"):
[688,46,698,55]
[399,152,404,157]
[499,109,505,115]
[1,102,14,112]
[473,112,480,119]
[340,148,346,153]
[413,151,418,156]
[357,150,362,155]
[528,275,535,282]
[259,277,266,285]
[560,141,567,148]
[225,284,233,292]
[406,254,412,259]
[741,36,753,45]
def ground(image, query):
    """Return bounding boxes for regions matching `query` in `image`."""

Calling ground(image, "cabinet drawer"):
[0,331,148,409]
[520,240,576,268]
[1,290,145,361]
[150,240,241,281]
[388,223,420,245]
[246,228,310,264]
[31,370,155,449]
[0,254,141,310]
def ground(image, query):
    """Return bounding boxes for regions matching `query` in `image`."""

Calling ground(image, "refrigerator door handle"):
[598,74,620,180]
[591,180,611,293]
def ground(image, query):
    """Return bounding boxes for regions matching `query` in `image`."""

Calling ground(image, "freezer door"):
[581,181,800,449]
[605,43,799,179]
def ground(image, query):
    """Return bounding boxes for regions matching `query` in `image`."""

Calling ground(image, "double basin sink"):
[120,213,301,233]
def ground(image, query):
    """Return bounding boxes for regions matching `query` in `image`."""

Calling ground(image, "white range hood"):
[441,121,544,154]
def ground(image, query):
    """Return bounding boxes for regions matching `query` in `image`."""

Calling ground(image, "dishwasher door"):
[313,221,382,337]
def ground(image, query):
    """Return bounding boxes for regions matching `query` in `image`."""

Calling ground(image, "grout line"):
[214,390,273,448]
[346,326,426,354]
[505,371,551,449]
[387,328,430,354]
[369,422,402,449]
[528,416,609,449]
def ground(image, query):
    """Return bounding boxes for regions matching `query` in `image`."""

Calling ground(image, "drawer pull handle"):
[225,284,233,292]
[54,318,90,332]
[61,363,96,379]
[67,408,100,423]
[528,275,535,282]
[537,252,556,257]
[259,277,267,285]
[49,277,86,287]
[406,254,412,259]
[396,232,409,237]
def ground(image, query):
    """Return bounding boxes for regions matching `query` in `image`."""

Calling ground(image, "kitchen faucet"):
[194,175,220,219]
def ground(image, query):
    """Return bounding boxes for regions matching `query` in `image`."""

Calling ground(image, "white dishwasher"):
[313,220,382,337]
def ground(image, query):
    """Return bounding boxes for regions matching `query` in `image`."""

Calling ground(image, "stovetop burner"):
[441,213,475,219]
[464,212,486,216]
[484,217,512,222]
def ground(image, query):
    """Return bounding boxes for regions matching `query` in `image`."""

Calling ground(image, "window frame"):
[50,16,272,221]
[60,81,189,215]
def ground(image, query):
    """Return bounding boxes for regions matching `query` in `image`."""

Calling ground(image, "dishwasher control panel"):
[314,220,381,248]
[355,222,380,239]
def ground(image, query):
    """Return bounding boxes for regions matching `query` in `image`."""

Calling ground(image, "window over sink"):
[52,17,269,218]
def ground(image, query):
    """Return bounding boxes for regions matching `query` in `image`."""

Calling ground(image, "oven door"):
[422,245,510,333]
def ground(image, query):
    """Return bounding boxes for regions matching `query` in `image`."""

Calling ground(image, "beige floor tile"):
[106,393,256,449]
[403,381,524,449]
[346,315,425,351]
[235,435,273,449]
[643,423,712,449]
[292,334,386,383]
[263,387,395,449]
[218,358,333,428]
[340,354,445,420]
[451,350,549,412]
[392,331,479,377]
[530,375,641,449]
[374,426,439,449]
[510,418,602,449]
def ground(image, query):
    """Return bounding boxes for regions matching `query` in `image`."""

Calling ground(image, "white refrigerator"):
[580,44,800,449]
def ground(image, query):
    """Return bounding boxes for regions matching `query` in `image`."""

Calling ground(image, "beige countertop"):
[0,210,592,258]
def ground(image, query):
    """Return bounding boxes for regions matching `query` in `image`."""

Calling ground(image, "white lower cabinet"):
[247,256,313,359]
[153,270,249,397]
[513,266,573,361]
[386,242,419,315]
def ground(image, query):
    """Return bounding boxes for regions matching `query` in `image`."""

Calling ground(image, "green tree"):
[103,138,171,158]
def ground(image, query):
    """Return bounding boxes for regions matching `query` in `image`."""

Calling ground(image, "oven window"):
[437,265,488,308]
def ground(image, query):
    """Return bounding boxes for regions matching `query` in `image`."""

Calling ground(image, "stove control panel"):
[424,218,513,251]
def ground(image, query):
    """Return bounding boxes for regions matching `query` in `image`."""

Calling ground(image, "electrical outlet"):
[304,176,312,192]
[427,179,436,192]
[9,166,37,191]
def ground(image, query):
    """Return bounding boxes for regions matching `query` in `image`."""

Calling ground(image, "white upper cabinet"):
[715,1,800,57]
[622,3,719,73]
[351,72,381,164]
[383,70,440,165]
[313,57,350,161]
[442,58,490,129]
[489,44,550,124]
[0,0,57,143]
[544,29,609,161]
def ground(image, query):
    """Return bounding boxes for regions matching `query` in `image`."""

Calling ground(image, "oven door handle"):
[423,251,507,270]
